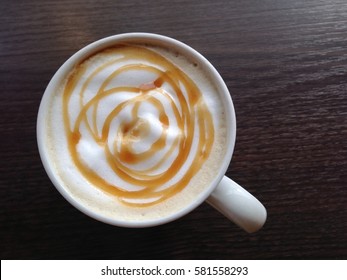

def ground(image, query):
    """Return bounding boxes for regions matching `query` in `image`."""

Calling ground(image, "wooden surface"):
[1,0,347,259]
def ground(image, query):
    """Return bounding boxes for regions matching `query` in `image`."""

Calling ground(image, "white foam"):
[45,43,228,222]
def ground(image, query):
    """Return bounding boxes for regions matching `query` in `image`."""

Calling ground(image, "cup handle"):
[206,176,267,233]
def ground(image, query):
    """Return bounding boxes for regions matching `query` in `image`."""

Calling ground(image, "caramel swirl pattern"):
[63,45,215,207]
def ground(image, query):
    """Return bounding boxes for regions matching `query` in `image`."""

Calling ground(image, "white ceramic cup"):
[37,33,266,233]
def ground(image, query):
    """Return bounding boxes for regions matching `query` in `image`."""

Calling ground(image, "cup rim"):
[37,32,236,227]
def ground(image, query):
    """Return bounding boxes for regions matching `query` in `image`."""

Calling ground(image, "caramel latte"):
[41,39,228,223]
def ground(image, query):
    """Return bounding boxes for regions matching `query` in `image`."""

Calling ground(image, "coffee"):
[43,41,227,223]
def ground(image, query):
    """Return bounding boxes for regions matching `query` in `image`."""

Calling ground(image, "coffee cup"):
[37,33,266,233]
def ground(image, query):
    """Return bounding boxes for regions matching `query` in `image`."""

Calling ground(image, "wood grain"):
[1,0,346,259]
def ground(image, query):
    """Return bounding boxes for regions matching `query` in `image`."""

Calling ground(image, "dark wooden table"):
[1,0,346,259]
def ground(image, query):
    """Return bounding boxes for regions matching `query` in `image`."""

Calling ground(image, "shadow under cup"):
[37,33,236,227]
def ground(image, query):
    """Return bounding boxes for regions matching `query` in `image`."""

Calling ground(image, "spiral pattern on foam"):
[62,45,214,207]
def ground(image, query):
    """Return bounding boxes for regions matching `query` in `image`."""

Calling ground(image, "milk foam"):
[45,43,228,222]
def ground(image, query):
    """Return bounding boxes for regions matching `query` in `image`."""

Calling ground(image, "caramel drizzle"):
[63,45,214,207]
